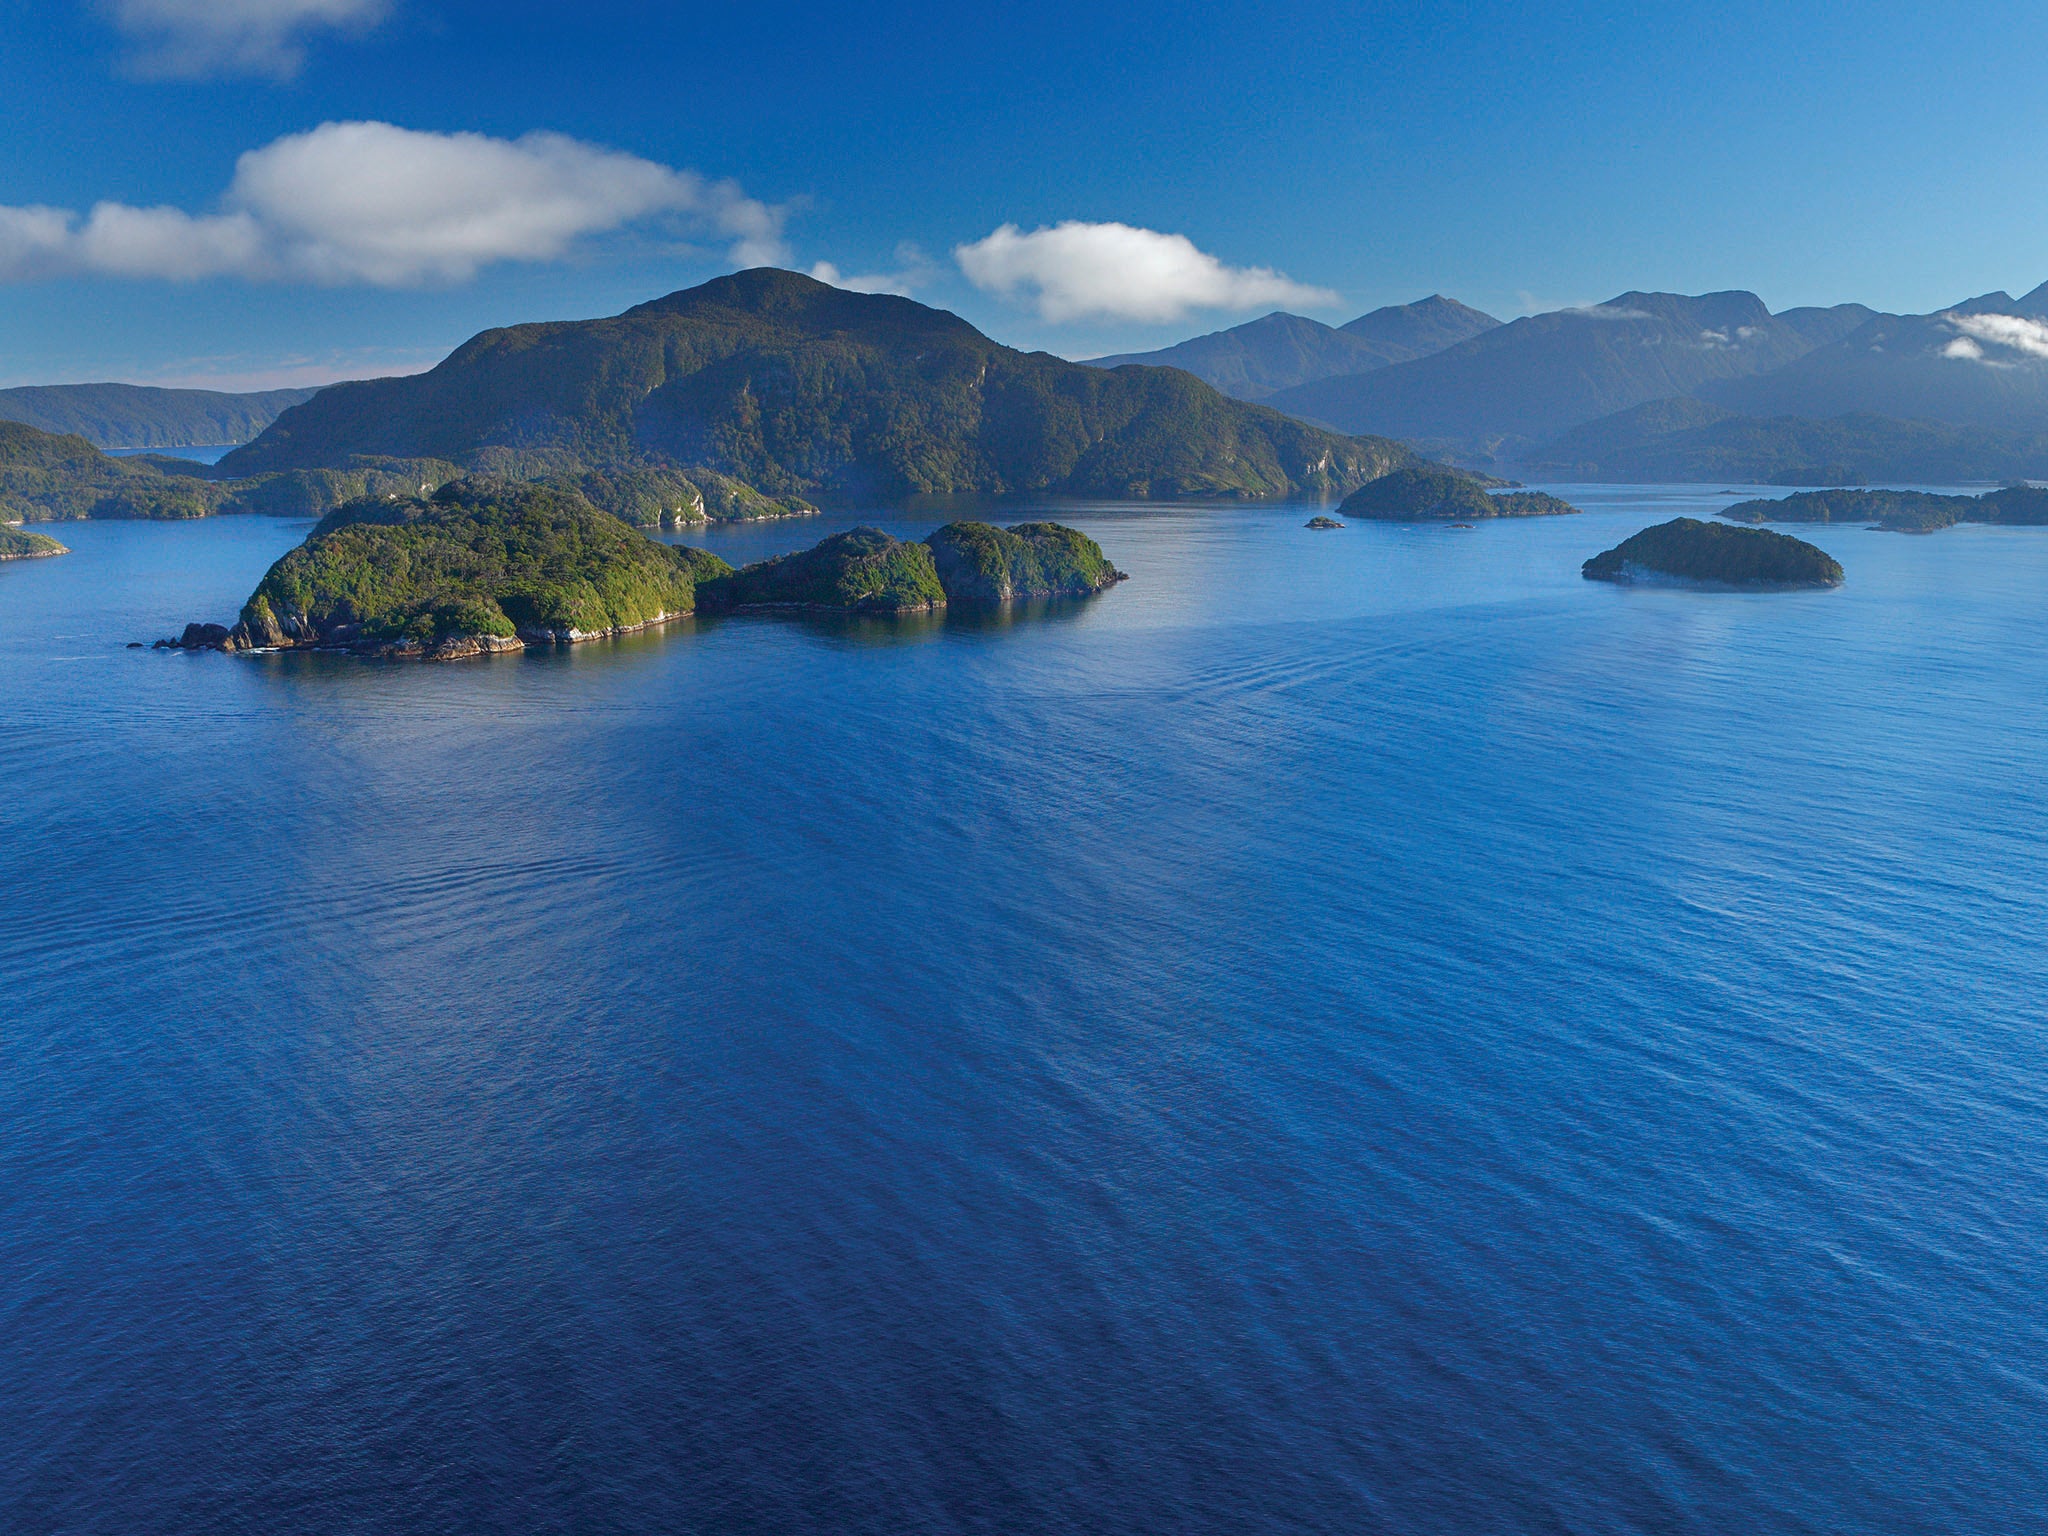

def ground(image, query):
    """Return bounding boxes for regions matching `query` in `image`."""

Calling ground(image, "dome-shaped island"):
[700,521,1126,613]
[1337,467,1579,521]
[1583,517,1843,589]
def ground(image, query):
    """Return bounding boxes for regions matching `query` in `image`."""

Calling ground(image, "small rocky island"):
[1583,517,1844,589]
[1336,467,1580,521]
[163,480,1126,658]
[1305,516,1344,529]
[702,527,945,613]
[702,520,1126,613]
[0,524,68,560]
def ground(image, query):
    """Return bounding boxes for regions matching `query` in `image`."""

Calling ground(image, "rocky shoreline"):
[0,524,69,560]
[157,608,694,659]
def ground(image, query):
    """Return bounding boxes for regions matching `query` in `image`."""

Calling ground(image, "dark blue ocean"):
[4,487,2045,1534]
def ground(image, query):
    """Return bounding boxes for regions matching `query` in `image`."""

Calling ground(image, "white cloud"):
[138,347,446,391]
[77,203,265,280]
[1948,311,2048,361]
[1943,335,1986,361]
[108,0,391,79]
[0,207,76,281]
[808,245,937,298]
[0,121,788,286]
[955,221,1336,323]
[809,261,908,296]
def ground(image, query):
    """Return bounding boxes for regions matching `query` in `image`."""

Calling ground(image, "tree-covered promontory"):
[0,523,68,559]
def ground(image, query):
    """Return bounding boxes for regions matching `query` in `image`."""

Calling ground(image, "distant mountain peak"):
[1337,295,1500,349]
[1084,296,1494,401]
[1265,288,1850,445]
[622,267,976,338]
[1948,290,2020,316]
[628,266,835,313]
[1573,290,1776,328]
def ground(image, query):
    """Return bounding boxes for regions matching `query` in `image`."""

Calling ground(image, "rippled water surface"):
[3,488,2045,1533]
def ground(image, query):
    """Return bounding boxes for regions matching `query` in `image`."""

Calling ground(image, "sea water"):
[2,488,2043,1533]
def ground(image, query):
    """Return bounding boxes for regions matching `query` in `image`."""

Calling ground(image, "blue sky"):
[4,0,2047,388]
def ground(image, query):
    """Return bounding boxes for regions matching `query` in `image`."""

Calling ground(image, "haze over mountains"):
[1701,284,2048,432]
[0,383,317,450]
[1101,281,2048,482]
[1262,292,1876,446]
[1085,295,1499,399]
[22,272,2048,487]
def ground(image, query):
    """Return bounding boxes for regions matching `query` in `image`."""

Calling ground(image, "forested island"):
[1336,467,1580,520]
[1722,485,2048,533]
[702,527,944,614]
[169,481,732,658]
[704,520,1124,614]
[1583,518,1843,588]
[165,478,1126,658]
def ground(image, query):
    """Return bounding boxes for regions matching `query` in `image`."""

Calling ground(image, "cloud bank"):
[0,122,788,285]
[108,0,391,79]
[1948,311,2048,362]
[1567,303,1655,321]
[955,221,1336,323]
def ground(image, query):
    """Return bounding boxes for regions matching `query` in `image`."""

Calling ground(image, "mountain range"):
[0,383,318,450]
[223,269,1421,501]
[1085,295,1500,399]
[1699,284,2048,432]
[1110,281,2048,482]
[28,271,2048,493]
[1262,291,1876,447]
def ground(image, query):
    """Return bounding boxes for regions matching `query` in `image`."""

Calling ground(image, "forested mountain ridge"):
[223,269,1421,502]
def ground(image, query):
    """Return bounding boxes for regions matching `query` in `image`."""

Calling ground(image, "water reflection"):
[223,593,1109,680]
